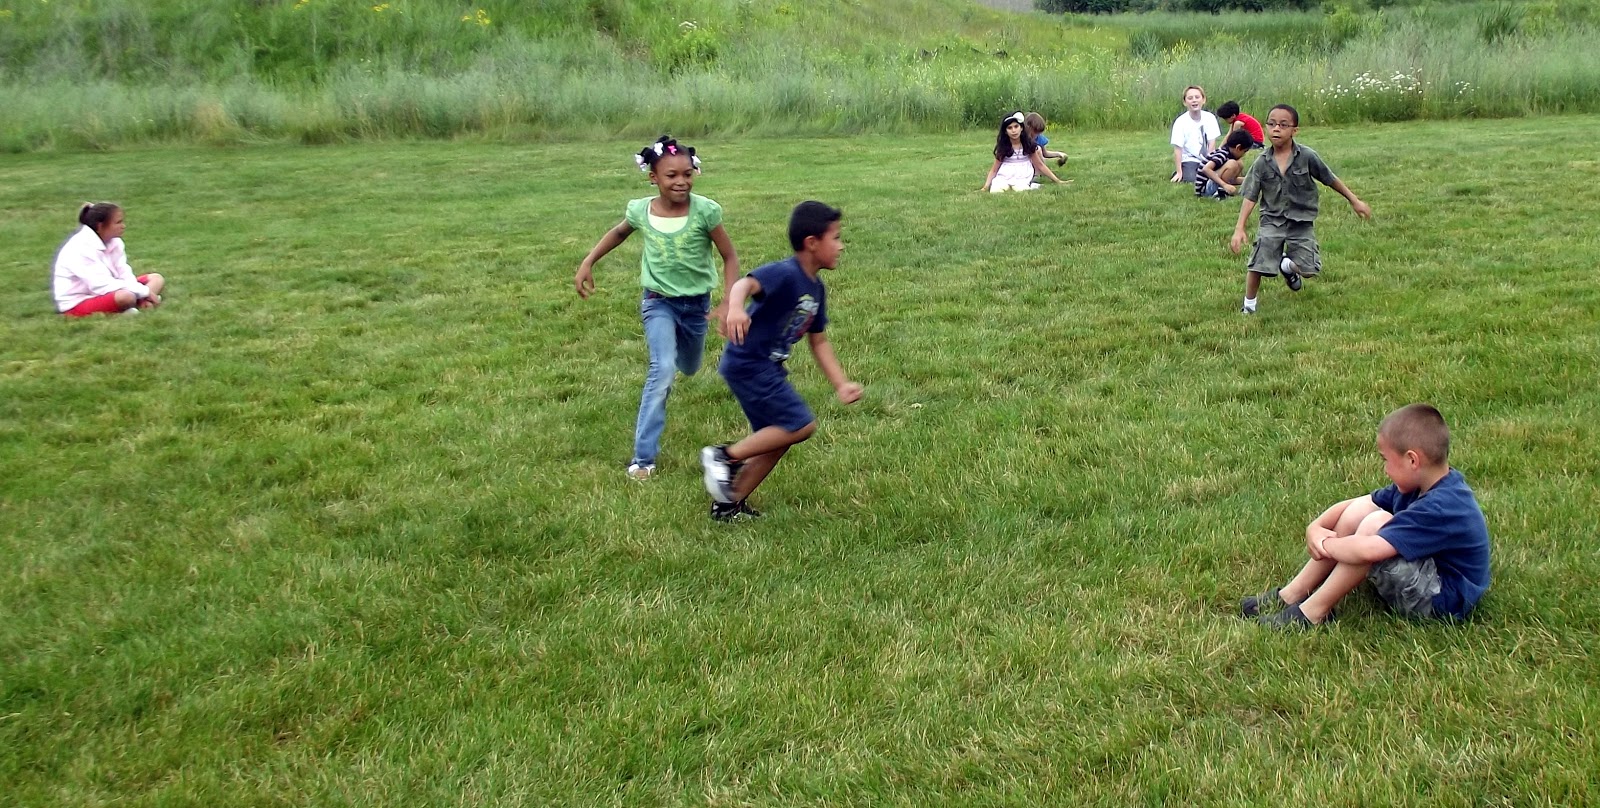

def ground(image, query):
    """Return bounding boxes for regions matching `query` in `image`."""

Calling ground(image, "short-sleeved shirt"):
[1238,143,1339,224]
[1035,134,1049,147]
[1372,468,1492,619]
[623,193,723,297]
[1170,111,1220,164]
[1233,112,1265,145]
[1193,147,1234,196]
[721,256,827,367]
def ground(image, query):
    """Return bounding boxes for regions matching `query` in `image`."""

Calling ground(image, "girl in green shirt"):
[575,136,741,480]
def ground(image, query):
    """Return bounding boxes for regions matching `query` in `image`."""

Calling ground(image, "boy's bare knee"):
[112,290,137,308]
[1356,509,1394,536]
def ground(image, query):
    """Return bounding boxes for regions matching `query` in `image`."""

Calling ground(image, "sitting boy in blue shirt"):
[1243,403,1492,628]
[700,201,863,521]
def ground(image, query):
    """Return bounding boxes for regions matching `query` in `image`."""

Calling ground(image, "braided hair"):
[634,135,701,174]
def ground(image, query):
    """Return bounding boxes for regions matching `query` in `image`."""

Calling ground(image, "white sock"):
[1280,257,1296,273]
[1243,297,1258,311]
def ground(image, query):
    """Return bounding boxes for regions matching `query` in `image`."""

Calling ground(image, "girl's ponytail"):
[79,201,121,231]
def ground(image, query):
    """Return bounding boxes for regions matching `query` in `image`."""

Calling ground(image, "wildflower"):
[372,2,389,10]
[461,8,490,25]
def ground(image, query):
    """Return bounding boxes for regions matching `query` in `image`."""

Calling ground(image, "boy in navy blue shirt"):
[701,201,863,521]
[1242,403,1491,628]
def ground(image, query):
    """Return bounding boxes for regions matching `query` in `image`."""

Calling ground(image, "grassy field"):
[3,116,1599,804]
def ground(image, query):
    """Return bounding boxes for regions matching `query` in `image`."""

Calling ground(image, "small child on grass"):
[1195,130,1255,200]
[1024,112,1069,168]
[1216,100,1265,149]
[1243,403,1491,629]
[1229,104,1371,314]
[700,201,862,522]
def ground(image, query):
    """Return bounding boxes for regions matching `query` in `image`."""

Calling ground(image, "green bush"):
[1478,2,1525,42]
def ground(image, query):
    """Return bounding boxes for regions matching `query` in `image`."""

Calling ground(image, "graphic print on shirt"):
[644,226,692,272]
[769,294,820,362]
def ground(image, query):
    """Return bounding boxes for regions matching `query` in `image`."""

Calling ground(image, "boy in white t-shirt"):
[1169,85,1220,184]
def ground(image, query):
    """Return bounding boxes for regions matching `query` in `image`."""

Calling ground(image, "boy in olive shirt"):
[1229,104,1371,314]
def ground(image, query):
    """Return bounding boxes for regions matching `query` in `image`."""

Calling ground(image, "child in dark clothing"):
[1243,404,1492,629]
[700,201,863,521]
[1195,130,1255,199]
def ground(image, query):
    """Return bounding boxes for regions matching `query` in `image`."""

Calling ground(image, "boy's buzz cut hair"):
[788,200,842,251]
[1270,103,1300,126]
[1379,403,1451,464]
[1224,130,1254,151]
[1217,100,1241,119]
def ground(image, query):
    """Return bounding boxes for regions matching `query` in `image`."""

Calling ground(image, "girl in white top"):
[52,202,165,316]
[1170,85,1221,184]
[982,111,1066,193]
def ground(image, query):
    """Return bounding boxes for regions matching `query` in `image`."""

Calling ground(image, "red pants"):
[64,275,152,317]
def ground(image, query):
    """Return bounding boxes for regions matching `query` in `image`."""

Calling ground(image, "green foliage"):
[1477,1,1524,42]
[4,117,1600,804]
[0,1,1598,147]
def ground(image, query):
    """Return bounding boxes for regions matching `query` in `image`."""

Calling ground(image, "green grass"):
[3,116,1600,804]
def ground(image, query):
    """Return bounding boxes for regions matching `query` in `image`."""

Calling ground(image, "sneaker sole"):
[700,446,734,503]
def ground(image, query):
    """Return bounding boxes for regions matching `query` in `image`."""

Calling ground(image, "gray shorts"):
[1247,218,1321,277]
[1367,557,1441,618]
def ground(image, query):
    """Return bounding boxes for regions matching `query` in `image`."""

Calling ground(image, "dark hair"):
[1269,104,1300,127]
[993,111,1038,161]
[788,201,842,252]
[1216,100,1241,119]
[79,202,121,232]
[1379,403,1450,464]
[1223,130,1255,152]
[636,135,699,173]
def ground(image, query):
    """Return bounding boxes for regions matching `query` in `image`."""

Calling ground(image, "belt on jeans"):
[644,290,707,301]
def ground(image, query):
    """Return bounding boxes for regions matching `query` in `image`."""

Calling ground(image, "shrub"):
[1478,2,1524,43]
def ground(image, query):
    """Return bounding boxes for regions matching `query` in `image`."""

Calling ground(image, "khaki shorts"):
[1247,219,1321,277]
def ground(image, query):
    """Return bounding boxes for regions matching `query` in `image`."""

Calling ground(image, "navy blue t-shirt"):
[1373,468,1491,619]
[721,257,827,367]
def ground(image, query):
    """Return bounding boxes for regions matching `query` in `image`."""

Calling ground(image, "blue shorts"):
[720,357,815,433]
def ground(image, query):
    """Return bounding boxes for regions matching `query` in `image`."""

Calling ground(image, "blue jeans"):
[632,291,710,466]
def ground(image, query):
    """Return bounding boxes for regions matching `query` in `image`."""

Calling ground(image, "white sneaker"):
[122,307,141,315]
[626,463,655,481]
[700,445,738,503]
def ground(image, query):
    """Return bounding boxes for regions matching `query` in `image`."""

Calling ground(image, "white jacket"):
[52,226,149,312]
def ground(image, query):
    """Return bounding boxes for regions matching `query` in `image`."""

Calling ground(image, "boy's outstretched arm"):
[1330,178,1372,220]
[807,332,862,404]
[723,275,761,345]
[708,224,741,335]
[574,219,635,299]
[1229,198,1257,254]
[1029,152,1066,184]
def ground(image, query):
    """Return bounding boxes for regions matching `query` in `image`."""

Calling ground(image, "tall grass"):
[1,0,1599,149]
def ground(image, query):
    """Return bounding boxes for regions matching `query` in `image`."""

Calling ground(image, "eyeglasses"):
[1266,121,1296,129]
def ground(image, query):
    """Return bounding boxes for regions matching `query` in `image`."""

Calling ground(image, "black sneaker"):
[1259,603,1333,630]
[1280,257,1303,292]
[710,499,761,522]
[700,445,740,503]
[1241,587,1291,618]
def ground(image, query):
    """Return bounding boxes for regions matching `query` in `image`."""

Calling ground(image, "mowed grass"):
[2,116,1599,805]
